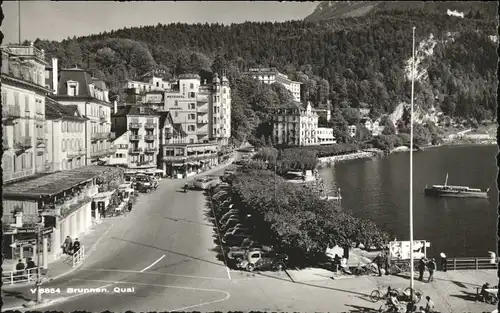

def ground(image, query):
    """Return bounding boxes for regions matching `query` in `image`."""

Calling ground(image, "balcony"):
[144,134,155,141]
[197,117,209,124]
[165,132,172,140]
[109,132,116,140]
[129,135,142,141]
[197,107,208,113]
[36,138,47,148]
[99,116,107,123]
[91,132,107,141]
[14,136,32,150]
[144,122,157,129]
[129,122,142,129]
[144,147,158,154]
[2,105,21,121]
[3,138,10,150]
[67,148,86,158]
[197,131,208,136]
[129,147,143,154]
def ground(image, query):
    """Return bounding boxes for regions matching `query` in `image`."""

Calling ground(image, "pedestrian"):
[128,201,132,212]
[439,252,447,272]
[15,259,25,280]
[26,257,36,270]
[72,238,81,255]
[63,236,72,255]
[421,296,435,313]
[427,258,436,282]
[373,253,383,276]
[418,257,426,281]
[333,254,341,273]
[383,251,391,275]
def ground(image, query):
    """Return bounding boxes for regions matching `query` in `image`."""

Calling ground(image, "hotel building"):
[48,61,115,165]
[44,96,88,171]
[109,106,161,169]
[243,67,302,102]
[1,44,51,183]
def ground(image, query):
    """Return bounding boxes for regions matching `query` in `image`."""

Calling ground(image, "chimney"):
[52,58,58,95]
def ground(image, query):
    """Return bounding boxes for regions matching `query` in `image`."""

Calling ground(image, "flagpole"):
[409,26,416,301]
[18,0,21,44]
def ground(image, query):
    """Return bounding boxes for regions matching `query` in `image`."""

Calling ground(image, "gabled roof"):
[58,68,92,97]
[157,111,174,128]
[112,105,159,117]
[173,123,188,137]
[45,97,88,121]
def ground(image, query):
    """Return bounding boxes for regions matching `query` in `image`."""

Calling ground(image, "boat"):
[424,173,489,199]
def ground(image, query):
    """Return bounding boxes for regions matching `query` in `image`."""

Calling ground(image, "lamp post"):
[35,216,43,303]
[409,26,416,300]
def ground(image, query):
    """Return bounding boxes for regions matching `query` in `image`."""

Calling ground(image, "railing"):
[144,134,155,141]
[3,139,10,150]
[446,257,498,270]
[72,245,85,267]
[2,267,40,285]
[144,147,158,154]
[54,195,92,217]
[2,105,21,119]
[129,122,142,129]
[129,148,143,154]
[90,148,115,158]
[144,122,157,129]
[197,107,209,113]
[67,148,86,158]
[91,133,107,141]
[99,116,107,123]
[165,132,172,139]
[197,118,209,124]
[129,135,142,141]
[197,131,208,136]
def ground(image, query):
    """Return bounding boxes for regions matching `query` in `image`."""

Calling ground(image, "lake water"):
[320,145,498,258]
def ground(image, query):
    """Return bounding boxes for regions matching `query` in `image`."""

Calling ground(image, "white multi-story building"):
[272,101,319,146]
[1,44,51,183]
[49,61,115,165]
[243,67,302,102]
[123,72,172,92]
[316,127,336,145]
[44,97,88,171]
[210,72,231,146]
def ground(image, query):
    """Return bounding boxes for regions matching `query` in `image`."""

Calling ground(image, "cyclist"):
[385,290,400,311]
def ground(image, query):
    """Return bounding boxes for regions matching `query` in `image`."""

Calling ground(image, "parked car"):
[220,217,240,230]
[134,174,158,193]
[212,184,230,194]
[224,226,250,236]
[238,250,288,272]
[193,175,221,190]
[220,210,240,223]
[221,231,250,246]
[212,190,229,201]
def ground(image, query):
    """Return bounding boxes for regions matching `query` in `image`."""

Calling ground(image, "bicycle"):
[370,286,402,303]
[353,262,378,276]
[391,260,419,275]
[370,286,422,304]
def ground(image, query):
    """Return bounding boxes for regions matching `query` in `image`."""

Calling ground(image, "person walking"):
[427,258,437,282]
[127,201,132,212]
[373,253,384,276]
[63,236,73,255]
[418,257,426,281]
[72,238,81,255]
[439,252,447,272]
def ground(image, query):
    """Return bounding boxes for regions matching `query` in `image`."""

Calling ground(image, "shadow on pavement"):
[345,304,379,312]
[394,272,481,288]
[163,216,212,227]
[2,290,33,302]
[449,290,479,302]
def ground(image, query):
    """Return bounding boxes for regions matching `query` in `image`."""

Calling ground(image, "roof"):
[277,101,304,110]
[3,166,123,199]
[173,123,188,137]
[157,111,174,128]
[58,68,93,97]
[112,105,160,117]
[91,78,107,90]
[45,97,88,121]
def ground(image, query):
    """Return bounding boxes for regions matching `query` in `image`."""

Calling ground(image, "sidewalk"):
[282,267,497,313]
[2,217,115,290]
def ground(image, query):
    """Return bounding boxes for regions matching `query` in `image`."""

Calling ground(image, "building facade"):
[49,63,115,165]
[123,73,172,92]
[272,101,319,146]
[44,97,88,171]
[1,44,51,183]
[316,127,336,145]
[110,106,160,169]
[243,67,302,102]
[210,73,231,146]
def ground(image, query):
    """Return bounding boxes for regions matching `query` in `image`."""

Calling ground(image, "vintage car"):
[193,175,221,190]
[134,174,158,193]
[237,250,288,272]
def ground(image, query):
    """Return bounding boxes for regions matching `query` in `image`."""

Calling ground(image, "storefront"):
[162,143,219,179]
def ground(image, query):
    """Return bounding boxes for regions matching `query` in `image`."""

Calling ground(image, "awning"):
[172,163,184,167]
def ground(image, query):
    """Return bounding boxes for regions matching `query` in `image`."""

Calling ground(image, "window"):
[190,83,194,89]
[189,103,195,110]
[188,125,195,132]
[25,121,30,137]
[24,95,30,112]
[14,92,19,106]
[156,82,159,87]
[174,111,178,117]
[189,138,194,144]
[189,92,195,98]
[2,90,6,105]
[174,100,178,106]
[188,114,195,120]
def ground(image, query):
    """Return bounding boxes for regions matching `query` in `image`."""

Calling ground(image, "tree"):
[330,107,350,143]
[342,107,361,125]
[381,116,397,135]
[211,54,228,77]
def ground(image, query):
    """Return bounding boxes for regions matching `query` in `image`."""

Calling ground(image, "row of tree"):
[230,168,389,265]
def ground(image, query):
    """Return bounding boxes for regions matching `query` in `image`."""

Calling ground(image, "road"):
[3,151,495,313]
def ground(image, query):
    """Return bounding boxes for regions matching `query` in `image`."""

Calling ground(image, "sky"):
[2,1,320,44]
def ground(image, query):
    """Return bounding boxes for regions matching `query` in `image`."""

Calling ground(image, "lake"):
[319,144,498,258]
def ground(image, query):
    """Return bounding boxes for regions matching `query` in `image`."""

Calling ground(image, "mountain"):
[31,6,497,143]
[304,1,498,21]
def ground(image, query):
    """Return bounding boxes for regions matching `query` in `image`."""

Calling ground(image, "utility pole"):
[18,0,21,44]
[409,26,416,302]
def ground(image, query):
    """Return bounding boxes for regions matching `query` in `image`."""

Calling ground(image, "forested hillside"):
[32,7,497,143]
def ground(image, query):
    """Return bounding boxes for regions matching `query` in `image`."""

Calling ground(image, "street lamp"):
[409,26,416,301]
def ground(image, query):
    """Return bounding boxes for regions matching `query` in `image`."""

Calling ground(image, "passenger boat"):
[424,173,489,199]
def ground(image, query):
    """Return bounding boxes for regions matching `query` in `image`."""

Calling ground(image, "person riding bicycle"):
[386,290,400,311]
